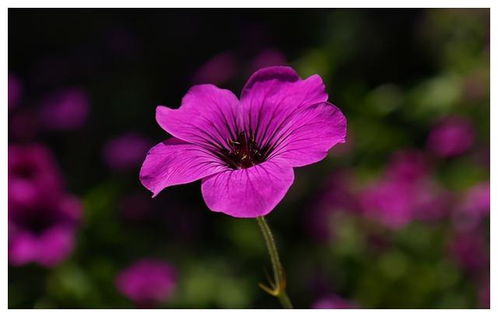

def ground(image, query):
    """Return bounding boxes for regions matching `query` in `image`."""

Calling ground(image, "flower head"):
[448,231,488,272]
[461,182,490,217]
[9,144,62,208]
[9,144,82,267]
[359,149,449,229]
[360,178,416,229]
[386,149,430,182]
[140,66,347,218]
[116,258,177,307]
[453,182,490,232]
[427,116,475,157]
[9,193,82,267]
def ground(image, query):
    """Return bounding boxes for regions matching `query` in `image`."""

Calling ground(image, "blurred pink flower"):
[412,179,452,222]
[312,295,358,309]
[462,182,490,217]
[9,144,62,208]
[386,149,430,182]
[40,88,90,130]
[116,258,177,307]
[9,144,82,267]
[360,179,415,229]
[140,66,347,218]
[360,149,449,229]
[448,232,488,272]
[9,74,22,108]
[250,49,286,72]
[9,194,82,267]
[453,182,490,232]
[192,52,238,85]
[103,133,152,171]
[427,116,475,158]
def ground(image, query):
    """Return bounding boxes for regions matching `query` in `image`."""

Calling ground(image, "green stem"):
[256,216,293,309]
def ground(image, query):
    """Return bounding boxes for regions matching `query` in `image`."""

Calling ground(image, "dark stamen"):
[215,131,271,169]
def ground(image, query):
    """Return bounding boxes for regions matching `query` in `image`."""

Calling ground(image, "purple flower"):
[427,116,475,157]
[386,149,430,182]
[448,232,488,272]
[9,144,82,267]
[9,144,62,208]
[462,182,490,217]
[312,295,358,309]
[40,88,89,130]
[192,52,238,85]
[360,179,415,229]
[411,179,452,222]
[360,178,450,228]
[116,258,177,307]
[140,66,347,218]
[453,182,490,232]
[9,74,22,108]
[359,149,449,229]
[9,194,82,267]
[103,133,153,171]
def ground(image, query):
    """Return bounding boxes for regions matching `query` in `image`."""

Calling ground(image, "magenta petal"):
[9,232,38,266]
[269,102,347,167]
[139,138,225,197]
[37,227,75,267]
[241,66,327,111]
[241,66,300,94]
[240,66,328,147]
[116,258,177,306]
[201,158,294,218]
[155,84,240,146]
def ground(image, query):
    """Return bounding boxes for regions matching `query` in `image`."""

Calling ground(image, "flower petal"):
[241,66,300,94]
[201,158,294,218]
[240,66,328,147]
[37,227,75,267]
[9,232,38,266]
[156,84,241,148]
[140,138,225,197]
[268,102,347,167]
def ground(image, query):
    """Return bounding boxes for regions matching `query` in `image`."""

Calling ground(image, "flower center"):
[13,165,36,179]
[14,207,60,235]
[217,131,268,169]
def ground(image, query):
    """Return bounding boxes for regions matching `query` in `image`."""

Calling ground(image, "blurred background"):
[8,8,489,308]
